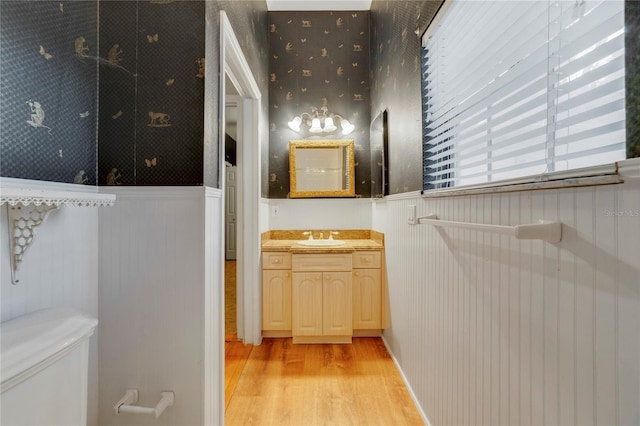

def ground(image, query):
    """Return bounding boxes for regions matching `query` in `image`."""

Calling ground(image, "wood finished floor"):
[225,260,237,339]
[225,337,424,425]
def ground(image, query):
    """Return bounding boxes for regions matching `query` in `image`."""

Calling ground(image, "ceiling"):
[266,0,372,11]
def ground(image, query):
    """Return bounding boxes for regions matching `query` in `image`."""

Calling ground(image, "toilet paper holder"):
[113,389,174,419]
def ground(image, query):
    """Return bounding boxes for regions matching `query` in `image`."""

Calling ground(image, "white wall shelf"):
[1,187,115,284]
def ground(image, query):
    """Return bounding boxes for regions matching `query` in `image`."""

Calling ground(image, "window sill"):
[420,158,640,199]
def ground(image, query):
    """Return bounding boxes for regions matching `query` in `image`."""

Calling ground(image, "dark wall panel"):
[98,0,205,186]
[97,0,137,185]
[205,1,270,191]
[1,1,98,185]
[626,0,640,159]
[369,1,442,194]
[269,11,371,198]
[1,1,269,189]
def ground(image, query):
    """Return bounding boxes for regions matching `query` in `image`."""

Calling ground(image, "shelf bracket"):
[1,185,116,285]
[6,203,60,284]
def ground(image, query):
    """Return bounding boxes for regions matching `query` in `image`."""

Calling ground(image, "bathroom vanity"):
[261,230,386,344]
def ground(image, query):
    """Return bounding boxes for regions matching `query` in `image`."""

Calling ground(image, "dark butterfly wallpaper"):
[211,1,270,192]
[98,0,269,187]
[626,1,640,159]
[369,0,442,195]
[97,1,206,186]
[268,11,371,198]
[1,1,99,185]
[1,0,269,189]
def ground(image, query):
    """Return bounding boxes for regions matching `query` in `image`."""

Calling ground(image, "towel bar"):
[413,214,562,243]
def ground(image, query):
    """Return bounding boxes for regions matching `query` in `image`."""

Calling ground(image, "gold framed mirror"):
[289,140,355,198]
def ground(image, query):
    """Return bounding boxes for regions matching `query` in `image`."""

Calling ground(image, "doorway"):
[216,10,262,424]
[219,10,262,345]
[224,89,239,340]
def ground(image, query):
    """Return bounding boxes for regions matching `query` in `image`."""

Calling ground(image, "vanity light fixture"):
[288,105,354,135]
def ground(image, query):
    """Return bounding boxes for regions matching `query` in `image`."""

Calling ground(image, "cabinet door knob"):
[285,273,289,277]
[325,275,331,281]
[274,259,280,263]
[354,271,359,276]
[364,258,370,263]
[316,275,321,281]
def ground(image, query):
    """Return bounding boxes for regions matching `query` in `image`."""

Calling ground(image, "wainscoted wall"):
[98,187,222,425]
[268,11,371,198]
[369,0,442,195]
[373,182,640,426]
[0,178,100,425]
[267,198,372,230]
[0,1,98,184]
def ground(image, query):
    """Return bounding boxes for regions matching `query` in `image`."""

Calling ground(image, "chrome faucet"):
[302,231,314,240]
[328,231,339,240]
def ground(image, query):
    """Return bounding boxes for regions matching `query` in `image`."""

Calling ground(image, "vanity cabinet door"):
[292,272,323,336]
[262,270,292,331]
[323,272,353,336]
[352,268,381,329]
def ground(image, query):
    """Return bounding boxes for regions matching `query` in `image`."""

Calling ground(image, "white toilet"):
[0,307,98,426]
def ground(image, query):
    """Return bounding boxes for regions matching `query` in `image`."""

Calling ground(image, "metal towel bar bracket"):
[113,389,174,419]
[413,214,562,243]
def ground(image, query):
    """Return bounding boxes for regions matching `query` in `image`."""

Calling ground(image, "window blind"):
[422,0,626,190]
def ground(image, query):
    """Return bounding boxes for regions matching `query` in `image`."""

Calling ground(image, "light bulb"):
[309,118,323,133]
[323,117,337,132]
[341,119,355,135]
[287,116,302,132]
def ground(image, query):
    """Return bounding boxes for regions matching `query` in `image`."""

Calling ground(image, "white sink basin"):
[297,239,346,247]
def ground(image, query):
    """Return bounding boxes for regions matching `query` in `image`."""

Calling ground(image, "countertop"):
[262,229,384,253]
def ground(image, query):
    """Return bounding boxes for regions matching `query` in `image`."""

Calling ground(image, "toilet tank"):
[0,307,98,426]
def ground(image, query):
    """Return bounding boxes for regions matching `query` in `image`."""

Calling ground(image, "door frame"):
[219,11,262,347]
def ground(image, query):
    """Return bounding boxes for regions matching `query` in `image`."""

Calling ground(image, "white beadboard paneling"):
[616,183,640,426]
[268,198,372,230]
[205,188,224,426]
[0,178,100,426]
[98,187,222,426]
[372,180,640,426]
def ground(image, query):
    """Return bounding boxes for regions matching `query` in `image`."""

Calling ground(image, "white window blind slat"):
[426,45,551,137]
[423,6,550,114]
[431,122,549,165]
[439,3,549,99]
[422,0,626,190]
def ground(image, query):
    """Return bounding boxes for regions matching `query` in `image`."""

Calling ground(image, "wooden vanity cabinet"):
[261,246,385,342]
[292,253,352,344]
[352,251,382,332]
[262,252,292,335]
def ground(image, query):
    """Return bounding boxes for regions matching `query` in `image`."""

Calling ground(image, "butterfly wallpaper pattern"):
[0,1,99,185]
[369,0,443,195]
[209,1,270,192]
[268,11,371,198]
[98,0,206,186]
[626,1,640,159]
[98,0,269,187]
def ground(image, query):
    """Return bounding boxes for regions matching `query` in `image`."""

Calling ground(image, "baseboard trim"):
[380,335,432,426]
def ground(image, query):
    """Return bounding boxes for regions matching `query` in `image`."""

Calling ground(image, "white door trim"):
[219,11,262,347]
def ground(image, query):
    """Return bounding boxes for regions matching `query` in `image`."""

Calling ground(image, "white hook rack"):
[113,389,174,419]
[412,214,562,243]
